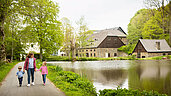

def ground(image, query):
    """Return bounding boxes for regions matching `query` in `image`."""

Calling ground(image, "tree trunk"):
[0,15,6,62]
[39,31,43,61]
[169,1,171,45]
[162,0,165,33]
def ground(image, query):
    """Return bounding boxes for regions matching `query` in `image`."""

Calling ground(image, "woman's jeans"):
[27,68,34,84]
[42,74,47,84]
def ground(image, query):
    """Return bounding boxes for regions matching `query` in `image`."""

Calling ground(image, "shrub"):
[99,87,167,96]
[47,66,97,96]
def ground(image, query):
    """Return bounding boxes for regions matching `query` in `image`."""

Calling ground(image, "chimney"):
[156,42,160,50]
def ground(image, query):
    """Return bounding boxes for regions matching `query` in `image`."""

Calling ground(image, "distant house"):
[132,39,171,58]
[22,43,40,59]
[78,27,128,58]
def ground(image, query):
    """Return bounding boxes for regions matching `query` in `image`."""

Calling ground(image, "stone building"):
[78,27,128,58]
[132,39,171,58]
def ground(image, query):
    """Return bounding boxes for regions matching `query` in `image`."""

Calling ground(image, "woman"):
[23,53,36,87]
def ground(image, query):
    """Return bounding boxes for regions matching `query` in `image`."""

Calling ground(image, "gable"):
[117,27,127,35]
[132,40,147,53]
[98,36,125,48]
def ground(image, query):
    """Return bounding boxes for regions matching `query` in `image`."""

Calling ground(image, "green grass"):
[0,61,19,83]
[142,55,171,60]
[46,55,171,61]
[46,55,138,61]
[36,61,97,96]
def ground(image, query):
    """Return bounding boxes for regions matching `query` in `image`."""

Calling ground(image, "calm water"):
[47,60,171,95]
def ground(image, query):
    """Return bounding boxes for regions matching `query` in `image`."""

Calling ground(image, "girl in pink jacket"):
[37,61,48,86]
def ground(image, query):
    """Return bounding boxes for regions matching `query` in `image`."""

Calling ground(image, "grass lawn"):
[0,61,19,83]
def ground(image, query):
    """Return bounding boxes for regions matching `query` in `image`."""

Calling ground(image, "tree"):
[127,9,151,44]
[61,17,75,59]
[76,16,93,48]
[169,0,171,45]
[24,0,63,60]
[0,0,36,62]
[144,0,171,45]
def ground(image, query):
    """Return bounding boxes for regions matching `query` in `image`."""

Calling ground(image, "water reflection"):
[48,60,171,95]
[128,60,171,95]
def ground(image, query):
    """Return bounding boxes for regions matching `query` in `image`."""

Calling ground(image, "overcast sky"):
[55,0,145,33]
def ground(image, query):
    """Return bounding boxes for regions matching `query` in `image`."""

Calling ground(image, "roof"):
[84,27,127,48]
[139,39,171,52]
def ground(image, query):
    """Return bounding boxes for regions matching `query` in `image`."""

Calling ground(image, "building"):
[21,42,40,60]
[132,39,171,58]
[78,27,128,58]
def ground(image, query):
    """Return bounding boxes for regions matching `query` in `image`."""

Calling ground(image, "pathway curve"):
[0,62,65,96]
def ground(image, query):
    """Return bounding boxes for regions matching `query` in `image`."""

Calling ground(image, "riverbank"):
[36,61,97,96]
[46,55,171,61]
[99,87,167,96]
[0,61,19,84]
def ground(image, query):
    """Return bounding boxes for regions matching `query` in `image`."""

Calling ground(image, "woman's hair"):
[27,53,34,58]
[43,61,47,65]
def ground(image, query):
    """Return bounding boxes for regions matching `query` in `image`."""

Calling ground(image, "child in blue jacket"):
[16,66,25,87]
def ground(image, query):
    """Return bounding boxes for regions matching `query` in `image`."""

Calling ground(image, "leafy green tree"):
[24,0,63,60]
[76,16,93,48]
[61,17,75,59]
[127,9,151,44]
[0,0,37,62]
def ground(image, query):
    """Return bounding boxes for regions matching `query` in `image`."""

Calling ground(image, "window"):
[79,50,81,52]
[80,54,82,57]
[82,50,84,52]
[142,56,145,58]
[163,53,166,56]
[31,44,34,47]
[94,49,96,51]
[90,49,92,51]
[108,53,110,57]
[86,50,88,51]
[91,53,92,57]
[114,53,117,56]
[94,53,96,57]
[86,53,89,57]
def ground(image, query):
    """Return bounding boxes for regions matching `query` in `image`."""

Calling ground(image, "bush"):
[46,56,70,61]
[99,87,167,96]
[47,66,97,96]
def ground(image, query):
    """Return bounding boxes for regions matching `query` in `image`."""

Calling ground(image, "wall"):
[78,48,127,58]
[133,52,169,58]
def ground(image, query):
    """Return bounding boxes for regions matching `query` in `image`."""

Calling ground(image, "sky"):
[55,0,145,33]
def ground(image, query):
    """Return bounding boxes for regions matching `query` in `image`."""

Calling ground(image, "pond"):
[47,60,171,95]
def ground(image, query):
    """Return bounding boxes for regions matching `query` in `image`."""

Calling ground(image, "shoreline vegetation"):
[36,60,167,96]
[45,55,171,61]
[0,61,19,83]
[99,88,167,96]
[36,61,97,96]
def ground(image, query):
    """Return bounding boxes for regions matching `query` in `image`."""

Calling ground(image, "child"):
[16,66,25,87]
[37,61,48,86]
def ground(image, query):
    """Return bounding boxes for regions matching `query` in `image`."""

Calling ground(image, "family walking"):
[16,53,48,87]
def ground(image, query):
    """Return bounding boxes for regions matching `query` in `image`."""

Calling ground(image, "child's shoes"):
[27,84,30,87]
[43,83,45,86]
